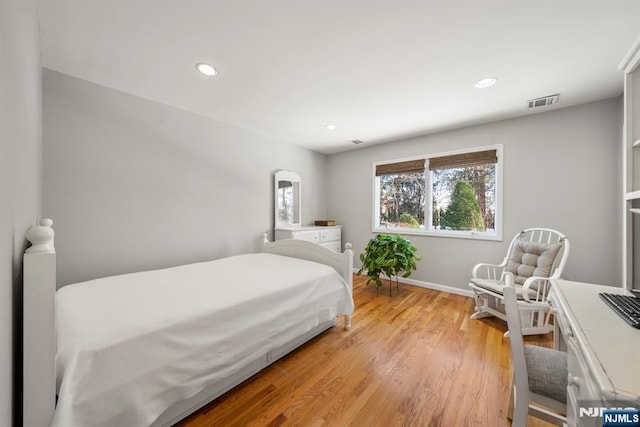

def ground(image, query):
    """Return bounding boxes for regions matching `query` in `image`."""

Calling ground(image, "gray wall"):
[43,70,328,286]
[327,98,622,292]
[0,0,42,424]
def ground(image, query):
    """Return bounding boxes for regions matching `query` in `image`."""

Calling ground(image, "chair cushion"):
[470,278,538,300]
[506,240,561,284]
[524,345,567,403]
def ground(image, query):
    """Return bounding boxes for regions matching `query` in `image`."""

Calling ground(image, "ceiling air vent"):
[527,93,560,109]
[350,139,364,145]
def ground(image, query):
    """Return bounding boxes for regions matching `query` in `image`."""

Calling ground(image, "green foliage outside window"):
[398,213,420,228]
[441,180,485,231]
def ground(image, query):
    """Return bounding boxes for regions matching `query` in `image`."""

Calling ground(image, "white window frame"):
[372,144,503,241]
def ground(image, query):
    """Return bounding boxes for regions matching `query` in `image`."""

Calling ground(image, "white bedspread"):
[53,253,353,427]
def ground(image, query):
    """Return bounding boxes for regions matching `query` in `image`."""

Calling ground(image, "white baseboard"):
[353,269,474,298]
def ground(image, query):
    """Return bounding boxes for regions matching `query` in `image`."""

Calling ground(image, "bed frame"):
[22,220,353,427]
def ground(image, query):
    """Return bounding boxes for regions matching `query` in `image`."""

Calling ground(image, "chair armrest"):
[521,276,553,303]
[502,271,515,287]
[472,262,506,280]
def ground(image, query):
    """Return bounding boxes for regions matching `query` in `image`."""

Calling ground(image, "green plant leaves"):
[356,234,421,288]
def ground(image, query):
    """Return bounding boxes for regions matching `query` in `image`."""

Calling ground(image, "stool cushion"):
[524,344,567,403]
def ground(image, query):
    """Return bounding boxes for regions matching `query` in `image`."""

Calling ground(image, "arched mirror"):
[274,170,301,227]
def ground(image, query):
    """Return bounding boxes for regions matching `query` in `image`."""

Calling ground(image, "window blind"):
[375,159,426,176]
[428,149,497,170]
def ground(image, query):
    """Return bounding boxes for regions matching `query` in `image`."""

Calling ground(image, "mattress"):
[53,253,353,427]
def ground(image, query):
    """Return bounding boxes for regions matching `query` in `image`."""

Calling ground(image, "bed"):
[22,219,354,427]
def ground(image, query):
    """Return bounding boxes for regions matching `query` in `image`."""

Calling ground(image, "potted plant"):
[357,234,420,295]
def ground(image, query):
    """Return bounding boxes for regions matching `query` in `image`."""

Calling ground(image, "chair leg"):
[512,387,529,427]
[507,381,515,420]
[471,293,492,319]
[470,310,492,319]
[508,374,529,427]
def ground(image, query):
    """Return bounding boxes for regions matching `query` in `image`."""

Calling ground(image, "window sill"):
[372,227,502,242]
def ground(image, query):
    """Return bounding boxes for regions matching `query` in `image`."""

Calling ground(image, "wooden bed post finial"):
[25,218,55,254]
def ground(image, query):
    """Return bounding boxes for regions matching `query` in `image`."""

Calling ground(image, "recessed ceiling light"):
[474,77,497,88]
[325,124,337,130]
[196,63,217,76]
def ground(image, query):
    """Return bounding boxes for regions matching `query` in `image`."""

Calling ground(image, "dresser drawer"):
[291,230,319,243]
[319,228,341,243]
[567,337,602,426]
[549,290,571,352]
[275,226,342,250]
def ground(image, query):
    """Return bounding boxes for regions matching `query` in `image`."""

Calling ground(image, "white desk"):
[550,280,640,427]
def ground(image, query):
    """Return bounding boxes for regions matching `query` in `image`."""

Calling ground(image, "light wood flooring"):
[178,274,555,427]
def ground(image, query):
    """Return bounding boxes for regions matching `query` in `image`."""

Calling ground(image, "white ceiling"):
[36,1,640,154]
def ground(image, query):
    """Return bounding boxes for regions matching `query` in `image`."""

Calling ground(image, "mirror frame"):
[274,170,302,227]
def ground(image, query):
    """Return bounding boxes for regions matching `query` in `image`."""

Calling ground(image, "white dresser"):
[549,279,640,427]
[274,225,342,252]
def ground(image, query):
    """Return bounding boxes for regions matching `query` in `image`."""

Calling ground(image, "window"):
[373,146,502,240]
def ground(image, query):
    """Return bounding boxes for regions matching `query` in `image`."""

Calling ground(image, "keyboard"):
[599,293,640,329]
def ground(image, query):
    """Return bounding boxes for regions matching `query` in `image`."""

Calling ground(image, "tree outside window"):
[432,164,496,232]
[378,172,425,228]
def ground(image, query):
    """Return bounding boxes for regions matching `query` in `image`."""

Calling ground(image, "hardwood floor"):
[178,275,555,427]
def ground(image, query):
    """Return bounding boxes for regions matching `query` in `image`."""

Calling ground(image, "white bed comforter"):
[53,253,353,427]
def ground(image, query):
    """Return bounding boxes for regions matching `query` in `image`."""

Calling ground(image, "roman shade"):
[375,150,497,176]
[375,159,426,176]
[428,149,497,170]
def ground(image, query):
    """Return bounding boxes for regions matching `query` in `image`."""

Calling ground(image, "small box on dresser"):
[275,225,342,252]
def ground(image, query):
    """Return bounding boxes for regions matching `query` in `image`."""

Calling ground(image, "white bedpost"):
[23,219,56,427]
[342,243,353,330]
